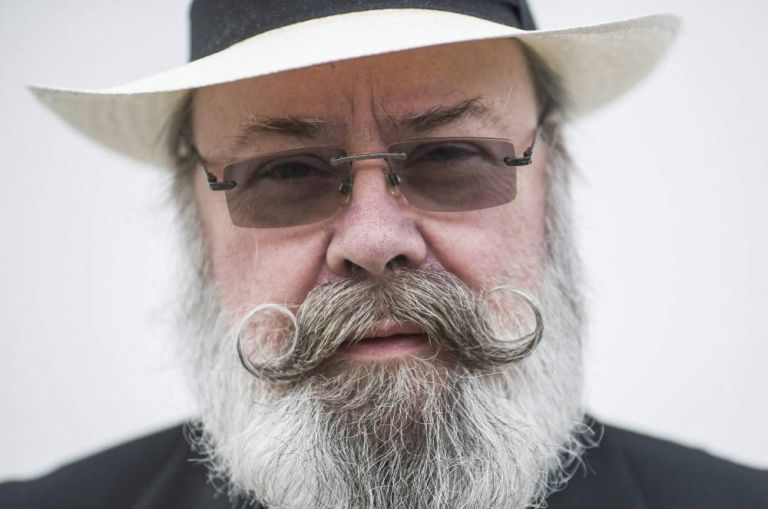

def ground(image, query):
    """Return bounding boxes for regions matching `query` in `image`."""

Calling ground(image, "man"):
[1,1,767,508]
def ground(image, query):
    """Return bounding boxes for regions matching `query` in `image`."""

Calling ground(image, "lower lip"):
[337,334,434,361]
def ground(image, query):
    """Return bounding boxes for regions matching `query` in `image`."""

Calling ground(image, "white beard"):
[174,148,591,509]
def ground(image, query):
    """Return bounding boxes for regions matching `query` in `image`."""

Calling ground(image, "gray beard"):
[173,146,591,509]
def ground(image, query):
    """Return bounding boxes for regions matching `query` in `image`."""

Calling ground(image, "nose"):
[325,161,428,277]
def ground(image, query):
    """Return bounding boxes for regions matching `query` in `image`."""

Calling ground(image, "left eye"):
[424,146,469,161]
[409,142,483,164]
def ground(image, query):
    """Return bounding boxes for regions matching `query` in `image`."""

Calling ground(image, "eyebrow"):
[393,96,491,133]
[227,115,333,151]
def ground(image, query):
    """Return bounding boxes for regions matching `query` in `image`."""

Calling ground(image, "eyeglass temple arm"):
[192,147,237,191]
[504,125,541,167]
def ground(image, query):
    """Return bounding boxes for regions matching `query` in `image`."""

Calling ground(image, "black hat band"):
[190,0,537,61]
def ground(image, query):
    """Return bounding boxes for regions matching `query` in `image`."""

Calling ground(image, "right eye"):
[256,156,332,180]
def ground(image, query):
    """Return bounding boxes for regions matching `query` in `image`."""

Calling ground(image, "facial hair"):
[234,268,543,383]
[173,146,592,509]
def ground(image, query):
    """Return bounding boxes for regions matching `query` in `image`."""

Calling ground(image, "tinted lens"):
[389,138,518,212]
[223,147,347,228]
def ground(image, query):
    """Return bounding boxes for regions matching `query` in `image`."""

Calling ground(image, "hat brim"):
[30,9,680,168]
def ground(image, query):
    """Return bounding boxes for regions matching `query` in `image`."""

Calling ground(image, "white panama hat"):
[30,0,680,169]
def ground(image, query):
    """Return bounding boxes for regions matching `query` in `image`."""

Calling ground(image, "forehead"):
[192,38,537,152]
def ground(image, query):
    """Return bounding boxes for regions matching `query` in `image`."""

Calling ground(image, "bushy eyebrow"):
[229,115,333,150]
[246,115,331,137]
[391,96,491,133]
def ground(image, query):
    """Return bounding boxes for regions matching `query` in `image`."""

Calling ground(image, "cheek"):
[422,163,547,291]
[207,232,332,315]
[194,176,255,310]
[194,176,330,314]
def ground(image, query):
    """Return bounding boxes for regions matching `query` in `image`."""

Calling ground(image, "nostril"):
[344,259,363,275]
[385,255,408,270]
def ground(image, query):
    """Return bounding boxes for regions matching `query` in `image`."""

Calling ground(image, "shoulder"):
[0,424,205,509]
[597,422,768,508]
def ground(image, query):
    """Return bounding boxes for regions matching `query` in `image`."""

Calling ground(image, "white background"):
[1,0,766,478]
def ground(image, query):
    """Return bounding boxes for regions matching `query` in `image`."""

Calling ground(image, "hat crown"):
[189,0,537,61]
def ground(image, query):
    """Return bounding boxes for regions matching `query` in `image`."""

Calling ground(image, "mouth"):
[337,321,434,361]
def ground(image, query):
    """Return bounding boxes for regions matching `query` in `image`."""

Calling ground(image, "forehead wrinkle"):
[343,72,383,145]
[370,86,389,144]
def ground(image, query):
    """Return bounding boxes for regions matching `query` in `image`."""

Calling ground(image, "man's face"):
[183,39,584,509]
[191,39,547,334]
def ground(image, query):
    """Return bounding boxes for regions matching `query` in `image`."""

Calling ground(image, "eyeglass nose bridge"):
[329,151,407,167]
[331,151,407,198]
